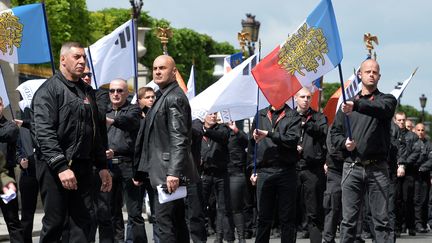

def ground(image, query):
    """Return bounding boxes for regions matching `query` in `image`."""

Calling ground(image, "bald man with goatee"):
[330,59,397,243]
[133,55,199,242]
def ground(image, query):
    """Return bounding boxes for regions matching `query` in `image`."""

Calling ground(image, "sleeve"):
[0,121,19,143]
[267,111,301,149]
[304,112,328,139]
[204,124,230,144]
[32,85,69,174]
[330,110,349,151]
[112,105,142,132]
[166,96,190,177]
[353,94,397,120]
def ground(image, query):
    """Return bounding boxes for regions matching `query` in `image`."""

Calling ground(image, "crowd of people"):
[0,42,432,243]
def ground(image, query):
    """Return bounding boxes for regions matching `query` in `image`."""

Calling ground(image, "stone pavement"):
[1,211,432,242]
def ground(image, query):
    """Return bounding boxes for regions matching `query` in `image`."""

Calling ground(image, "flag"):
[310,77,322,111]
[16,79,46,111]
[186,65,196,100]
[323,72,359,124]
[223,52,243,74]
[175,71,188,93]
[390,67,418,100]
[87,20,135,87]
[252,0,342,108]
[0,68,10,107]
[190,54,269,122]
[0,3,51,64]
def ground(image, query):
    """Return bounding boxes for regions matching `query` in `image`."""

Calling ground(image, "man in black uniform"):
[295,87,327,243]
[106,79,147,243]
[249,103,301,243]
[330,59,397,243]
[32,42,112,243]
[393,111,419,236]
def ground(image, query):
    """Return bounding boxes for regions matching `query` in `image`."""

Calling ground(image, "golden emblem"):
[156,27,173,55]
[278,23,328,76]
[0,11,23,55]
[363,33,378,59]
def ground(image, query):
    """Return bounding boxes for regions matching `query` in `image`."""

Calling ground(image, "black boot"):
[233,212,246,243]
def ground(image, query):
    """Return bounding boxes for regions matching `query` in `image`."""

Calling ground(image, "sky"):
[86,0,432,113]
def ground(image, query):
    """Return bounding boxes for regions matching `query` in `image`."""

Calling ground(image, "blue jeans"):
[340,161,391,243]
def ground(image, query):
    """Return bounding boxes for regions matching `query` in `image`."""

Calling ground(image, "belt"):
[354,159,378,166]
[111,156,132,165]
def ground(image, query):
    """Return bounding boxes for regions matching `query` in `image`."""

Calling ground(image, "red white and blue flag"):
[252,0,343,108]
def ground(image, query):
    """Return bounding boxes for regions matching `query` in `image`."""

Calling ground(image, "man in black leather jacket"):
[133,55,199,242]
[31,42,112,243]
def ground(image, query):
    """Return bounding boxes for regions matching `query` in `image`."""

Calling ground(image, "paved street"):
[2,211,432,242]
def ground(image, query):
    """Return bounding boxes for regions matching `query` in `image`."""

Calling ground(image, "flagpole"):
[86,46,98,89]
[0,66,15,120]
[253,39,262,175]
[131,19,139,98]
[41,2,56,75]
[337,64,352,139]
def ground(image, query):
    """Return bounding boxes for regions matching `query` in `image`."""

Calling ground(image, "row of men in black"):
[2,41,432,243]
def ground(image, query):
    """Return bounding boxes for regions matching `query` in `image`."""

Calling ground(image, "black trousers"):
[396,173,415,230]
[297,167,325,243]
[36,160,93,243]
[322,169,342,243]
[256,169,297,243]
[154,190,190,242]
[19,171,39,243]
[110,162,147,243]
[202,172,235,241]
[0,191,24,243]
[88,168,114,243]
[185,181,207,243]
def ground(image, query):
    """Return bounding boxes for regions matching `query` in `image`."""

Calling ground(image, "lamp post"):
[420,94,427,122]
[240,13,260,57]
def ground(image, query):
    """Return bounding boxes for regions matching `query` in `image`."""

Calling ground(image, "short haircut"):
[138,87,155,99]
[60,42,84,56]
[394,111,406,118]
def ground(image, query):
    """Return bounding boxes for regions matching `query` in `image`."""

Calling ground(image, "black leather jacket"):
[134,82,199,187]
[31,72,107,174]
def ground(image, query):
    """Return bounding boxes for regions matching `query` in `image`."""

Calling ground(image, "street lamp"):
[241,13,260,56]
[419,94,427,122]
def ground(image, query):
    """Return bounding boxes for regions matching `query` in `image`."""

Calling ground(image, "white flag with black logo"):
[87,20,135,87]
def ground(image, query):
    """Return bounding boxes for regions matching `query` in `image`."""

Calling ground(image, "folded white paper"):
[157,185,187,204]
[1,188,16,204]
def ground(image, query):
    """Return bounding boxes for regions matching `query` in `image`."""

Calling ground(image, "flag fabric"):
[189,54,269,122]
[16,79,47,111]
[175,70,188,93]
[186,65,196,100]
[252,0,342,108]
[390,68,418,100]
[0,68,10,107]
[323,72,359,125]
[310,77,322,111]
[0,3,51,64]
[223,52,243,74]
[87,20,135,87]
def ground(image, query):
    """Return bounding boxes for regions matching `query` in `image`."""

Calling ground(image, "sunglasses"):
[109,89,124,94]
[81,72,92,78]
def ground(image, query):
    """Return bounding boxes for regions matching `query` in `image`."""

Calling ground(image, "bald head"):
[415,123,426,139]
[295,87,312,112]
[359,59,381,94]
[153,55,177,88]
[109,79,129,109]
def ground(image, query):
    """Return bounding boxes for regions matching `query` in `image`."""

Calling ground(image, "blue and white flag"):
[223,52,243,74]
[0,3,51,64]
[390,68,418,100]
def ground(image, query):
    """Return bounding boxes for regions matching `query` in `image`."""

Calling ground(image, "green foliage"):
[12,0,91,67]
[322,82,340,108]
